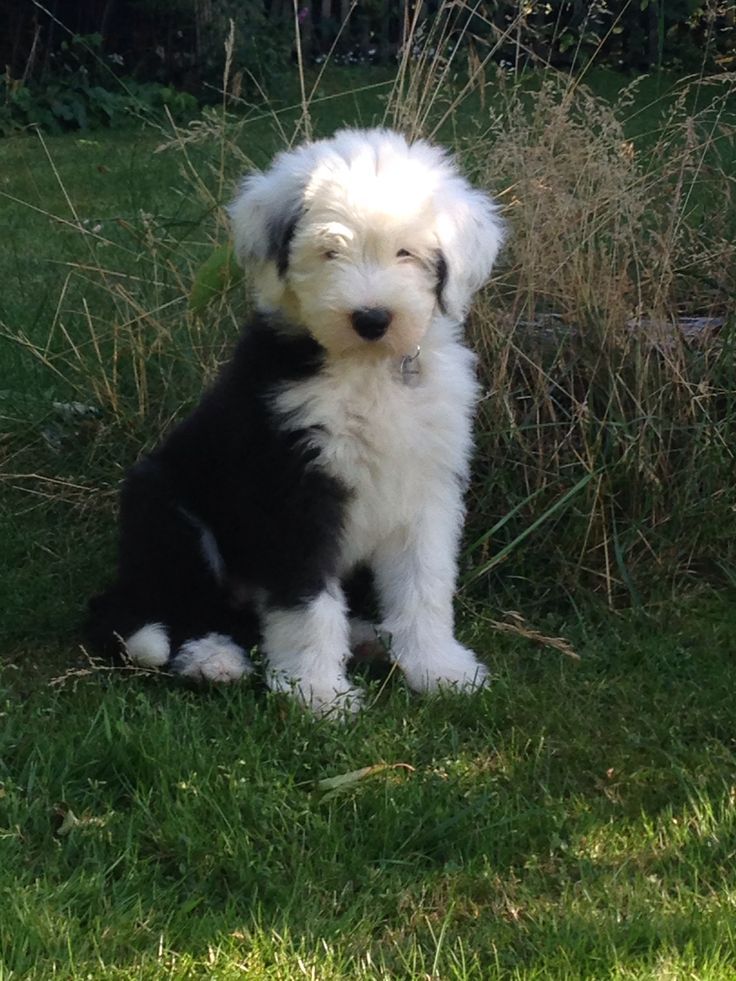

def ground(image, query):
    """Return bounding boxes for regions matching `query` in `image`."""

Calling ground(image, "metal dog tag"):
[400,346,421,387]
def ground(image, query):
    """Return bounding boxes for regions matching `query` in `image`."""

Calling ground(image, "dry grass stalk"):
[488,611,580,661]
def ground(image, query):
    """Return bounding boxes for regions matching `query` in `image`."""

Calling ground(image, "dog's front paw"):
[309,684,364,719]
[268,670,364,719]
[399,643,489,695]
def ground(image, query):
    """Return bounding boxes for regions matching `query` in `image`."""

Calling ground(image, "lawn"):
[2,597,736,979]
[1,64,736,979]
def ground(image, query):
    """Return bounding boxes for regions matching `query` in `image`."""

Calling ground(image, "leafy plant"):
[0,34,198,136]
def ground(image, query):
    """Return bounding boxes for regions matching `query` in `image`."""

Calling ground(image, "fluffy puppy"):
[87,128,503,715]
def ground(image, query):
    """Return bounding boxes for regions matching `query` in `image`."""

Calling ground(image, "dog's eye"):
[324,250,339,260]
[396,249,412,259]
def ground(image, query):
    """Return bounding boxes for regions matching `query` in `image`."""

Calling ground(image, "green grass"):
[2,62,736,977]
[2,596,736,979]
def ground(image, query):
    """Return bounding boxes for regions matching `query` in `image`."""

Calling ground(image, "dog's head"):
[229,128,502,358]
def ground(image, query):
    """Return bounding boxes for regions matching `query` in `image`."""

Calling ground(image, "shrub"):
[421,1,735,73]
[0,34,198,135]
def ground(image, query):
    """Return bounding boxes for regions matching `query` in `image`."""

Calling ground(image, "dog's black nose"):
[351,307,393,341]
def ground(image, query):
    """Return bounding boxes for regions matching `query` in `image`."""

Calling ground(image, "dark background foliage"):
[3,1,735,91]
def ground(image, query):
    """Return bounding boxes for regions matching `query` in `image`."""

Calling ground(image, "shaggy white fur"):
[124,623,170,668]
[261,582,363,715]
[174,633,254,683]
[227,128,502,712]
[231,129,501,351]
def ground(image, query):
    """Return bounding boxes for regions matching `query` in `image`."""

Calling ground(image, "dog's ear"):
[228,162,306,278]
[434,182,503,321]
[433,250,449,314]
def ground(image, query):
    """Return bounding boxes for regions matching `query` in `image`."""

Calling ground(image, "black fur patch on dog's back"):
[87,313,350,653]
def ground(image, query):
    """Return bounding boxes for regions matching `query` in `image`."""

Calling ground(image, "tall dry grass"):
[460,72,736,602]
[4,3,735,602]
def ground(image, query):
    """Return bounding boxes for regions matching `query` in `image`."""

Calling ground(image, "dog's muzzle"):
[351,307,393,341]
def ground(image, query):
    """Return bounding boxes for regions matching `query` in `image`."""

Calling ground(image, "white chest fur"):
[272,326,479,571]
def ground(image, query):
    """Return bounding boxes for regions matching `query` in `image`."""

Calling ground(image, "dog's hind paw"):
[172,633,254,683]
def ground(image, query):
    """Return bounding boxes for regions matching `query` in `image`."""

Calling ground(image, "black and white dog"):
[87,128,503,715]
